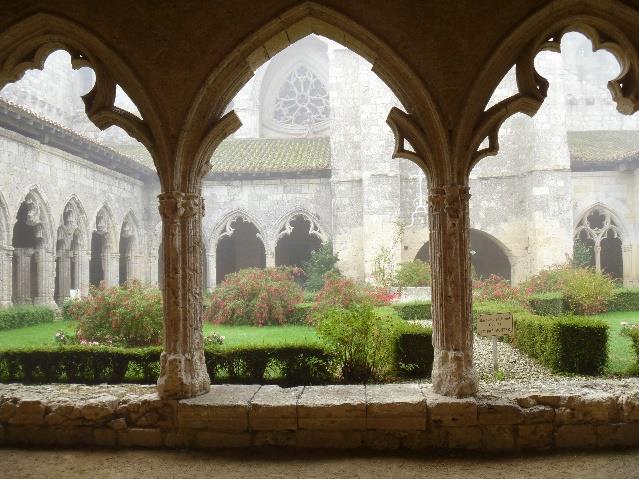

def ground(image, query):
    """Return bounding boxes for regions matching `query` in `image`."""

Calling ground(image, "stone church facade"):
[0,33,638,308]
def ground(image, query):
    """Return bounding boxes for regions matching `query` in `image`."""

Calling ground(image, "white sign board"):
[477,313,514,337]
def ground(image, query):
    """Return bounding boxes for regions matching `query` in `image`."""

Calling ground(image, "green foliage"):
[473,275,523,302]
[573,238,593,268]
[561,268,616,315]
[67,281,163,347]
[288,303,313,325]
[392,301,432,321]
[514,312,609,375]
[528,292,564,316]
[0,306,55,331]
[315,304,403,382]
[302,242,340,292]
[0,344,333,386]
[621,327,639,373]
[205,267,303,326]
[394,323,433,377]
[394,260,431,287]
[311,274,376,321]
[607,288,639,312]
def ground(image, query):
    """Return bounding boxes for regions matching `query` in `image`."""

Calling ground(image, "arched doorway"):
[215,217,265,284]
[575,206,624,280]
[275,215,324,268]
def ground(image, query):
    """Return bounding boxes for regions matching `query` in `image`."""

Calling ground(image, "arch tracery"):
[574,205,625,277]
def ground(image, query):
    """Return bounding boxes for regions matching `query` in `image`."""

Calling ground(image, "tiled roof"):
[568,130,639,170]
[209,137,331,176]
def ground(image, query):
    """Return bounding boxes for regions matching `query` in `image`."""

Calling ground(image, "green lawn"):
[593,311,638,376]
[0,320,77,349]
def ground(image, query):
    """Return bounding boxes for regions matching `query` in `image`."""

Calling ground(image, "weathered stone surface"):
[521,405,554,424]
[296,430,362,448]
[426,393,478,427]
[0,402,15,422]
[194,431,252,448]
[49,402,82,420]
[555,424,597,449]
[80,395,118,422]
[597,423,639,447]
[528,394,563,408]
[108,418,127,430]
[253,430,297,447]
[620,393,639,422]
[249,386,303,431]
[366,384,426,430]
[9,399,45,425]
[298,385,366,430]
[478,398,523,425]
[517,424,553,450]
[364,430,401,450]
[44,412,68,426]
[164,431,193,448]
[94,428,117,447]
[55,427,94,446]
[178,385,260,431]
[481,425,516,452]
[118,428,163,448]
[555,394,619,424]
[447,426,481,449]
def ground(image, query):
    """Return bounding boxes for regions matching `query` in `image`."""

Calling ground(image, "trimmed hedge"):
[288,303,313,325]
[392,301,432,321]
[0,344,333,386]
[0,306,55,331]
[528,292,564,316]
[622,328,639,373]
[514,313,608,375]
[607,288,639,312]
[394,324,433,378]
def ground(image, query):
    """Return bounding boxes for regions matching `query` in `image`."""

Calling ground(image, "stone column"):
[55,251,71,304]
[622,244,639,288]
[0,246,13,306]
[149,254,159,287]
[13,248,32,304]
[265,249,276,268]
[594,243,602,273]
[80,251,91,296]
[156,191,210,399]
[33,247,55,307]
[206,252,215,290]
[429,184,478,397]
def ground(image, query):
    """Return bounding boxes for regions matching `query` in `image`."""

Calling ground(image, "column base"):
[157,351,210,399]
[431,348,478,397]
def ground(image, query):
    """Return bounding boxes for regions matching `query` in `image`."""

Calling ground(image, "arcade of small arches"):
[3,1,639,402]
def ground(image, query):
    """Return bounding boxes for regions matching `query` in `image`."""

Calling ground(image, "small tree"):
[573,238,593,268]
[395,259,431,287]
[303,242,340,292]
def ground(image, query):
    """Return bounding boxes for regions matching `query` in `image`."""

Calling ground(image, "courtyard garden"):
[0,244,638,386]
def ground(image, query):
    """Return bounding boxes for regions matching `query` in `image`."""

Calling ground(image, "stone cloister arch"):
[119,211,143,285]
[274,211,328,269]
[11,187,55,306]
[0,192,11,306]
[89,205,117,287]
[54,196,89,305]
[574,204,627,280]
[212,212,267,285]
[2,2,639,401]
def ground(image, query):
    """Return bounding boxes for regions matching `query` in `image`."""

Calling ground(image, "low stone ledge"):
[478,398,523,425]
[298,385,366,430]
[366,383,426,430]
[178,385,260,431]
[249,385,303,431]
[425,390,478,427]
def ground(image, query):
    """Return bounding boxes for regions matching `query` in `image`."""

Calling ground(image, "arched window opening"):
[469,230,511,281]
[89,209,113,287]
[415,243,430,262]
[215,217,265,284]
[12,197,46,304]
[574,207,624,280]
[55,202,83,305]
[275,215,324,269]
[119,216,137,285]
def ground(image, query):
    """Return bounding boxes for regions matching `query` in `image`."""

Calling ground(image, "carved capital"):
[158,192,204,222]
[429,185,470,220]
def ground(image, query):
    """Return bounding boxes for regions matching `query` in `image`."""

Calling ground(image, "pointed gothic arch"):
[89,204,117,287]
[274,210,328,269]
[119,210,142,285]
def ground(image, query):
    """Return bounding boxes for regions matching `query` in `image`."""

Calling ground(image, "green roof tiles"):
[568,130,639,169]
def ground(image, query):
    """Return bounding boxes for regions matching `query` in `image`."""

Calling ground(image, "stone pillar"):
[13,248,32,304]
[265,249,276,268]
[206,252,215,290]
[429,184,478,397]
[149,254,159,287]
[55,251,72,304]
[156,191,210,399]
[594,243,602,273]
[80,251,91,296]
[0,246,13,306]
[622,244,639,288]
[33,247,55,307]
[110,253,120,286]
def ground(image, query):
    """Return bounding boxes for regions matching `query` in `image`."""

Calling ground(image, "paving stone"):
[366,383,426,430]
[178,385,260,431]
[298,385,366,430]
[249,385,303,431]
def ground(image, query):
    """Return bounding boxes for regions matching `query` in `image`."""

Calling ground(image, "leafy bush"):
[473,275,523,302]
[302,242,340,292]
[560,268,616,315]
[311,274,376,320]
[394,260,431,287]
[528,292,564,316]
[394,323,433,377]
[607,288,639,312]
[288,303,313,324]
[622,326,639,373]
[573,238,593,268]
[514,313,608,374]
[0,344,333,386]
[66,281,163,347]
[314,304,402,382]
[392,301,432,321]
[522,264,572,295]
[0,306,55,331]
[206,267,303,326]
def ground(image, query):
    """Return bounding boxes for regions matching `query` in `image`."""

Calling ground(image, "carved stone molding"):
[276,213,328,244]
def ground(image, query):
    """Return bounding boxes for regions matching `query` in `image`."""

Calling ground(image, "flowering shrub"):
[473,274,523,302]
[54,330,69,345]
[204,332,225,346]
[394,260,431,287]
[205,267,304,326]
[368,287,400,305]
[67,280,163,347]
[311,274,376,321]
[560,267,616,315]
[521,264,572,295]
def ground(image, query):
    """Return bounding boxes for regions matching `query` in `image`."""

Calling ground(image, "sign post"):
[477,313,514,375]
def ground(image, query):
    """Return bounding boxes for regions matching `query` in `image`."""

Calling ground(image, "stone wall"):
[1,381,638,451]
